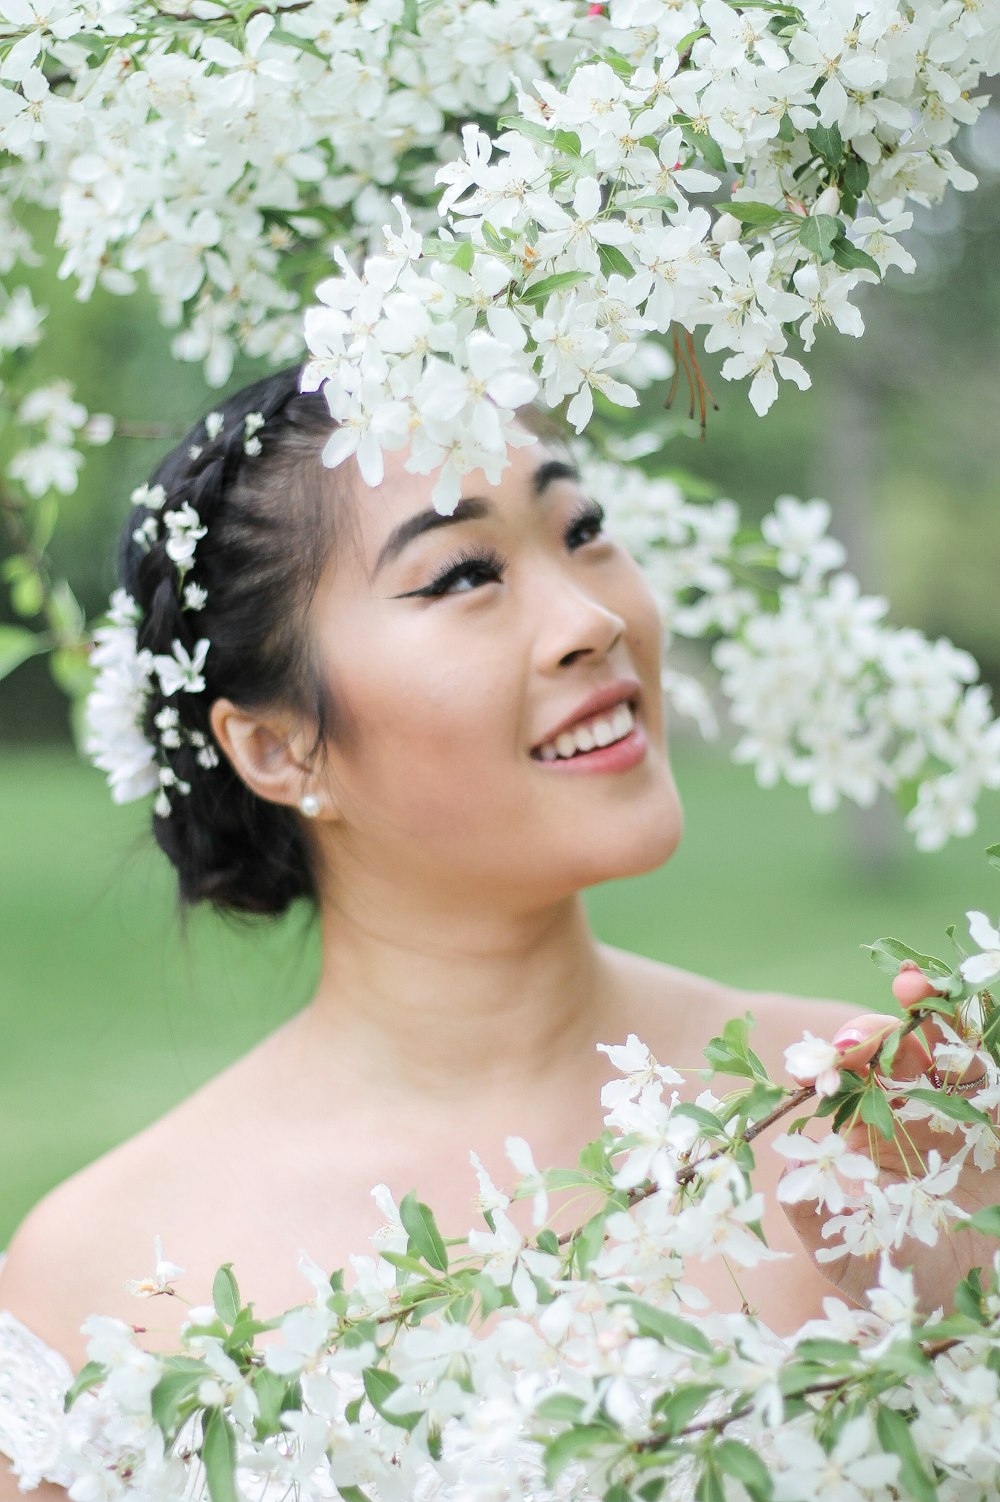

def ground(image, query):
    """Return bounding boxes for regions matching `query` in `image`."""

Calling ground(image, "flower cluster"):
[599,477,1000,851]
[54,940,1000,1502]
[297,0,997,506]
[3,380,112,499]
[84,517,216,815]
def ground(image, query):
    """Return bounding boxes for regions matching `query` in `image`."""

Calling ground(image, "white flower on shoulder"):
[124,1235,186,1298]
[784,1031,842,1096]
[960,911,1000,988]
[153,638,210,697]
[204,411,224,440]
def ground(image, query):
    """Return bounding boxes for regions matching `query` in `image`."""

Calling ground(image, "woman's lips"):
[530,721,647,774]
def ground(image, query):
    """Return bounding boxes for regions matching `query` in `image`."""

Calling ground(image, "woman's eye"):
[568,502,606,548]
[426,551,505,596]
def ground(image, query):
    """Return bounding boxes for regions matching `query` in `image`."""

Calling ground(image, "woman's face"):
[308,436,683,905]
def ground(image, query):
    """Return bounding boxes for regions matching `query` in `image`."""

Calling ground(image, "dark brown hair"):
[120,366,344,917]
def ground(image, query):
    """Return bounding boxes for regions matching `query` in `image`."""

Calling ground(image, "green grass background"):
[3,738,997,1246]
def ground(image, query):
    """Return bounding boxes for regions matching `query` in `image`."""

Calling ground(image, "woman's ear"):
[209,697,332,814]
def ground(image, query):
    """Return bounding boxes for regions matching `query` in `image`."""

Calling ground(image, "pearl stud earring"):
[299,794,320,818]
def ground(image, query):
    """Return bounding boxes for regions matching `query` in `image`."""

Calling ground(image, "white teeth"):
[535,701,636,761]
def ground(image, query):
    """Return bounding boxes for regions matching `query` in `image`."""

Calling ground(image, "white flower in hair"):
[163,503,207,572]
[243,410,265,456]
[183,582,208,611]
[85,590,158,804]
[130,482,166,511]
[153,638,210,697]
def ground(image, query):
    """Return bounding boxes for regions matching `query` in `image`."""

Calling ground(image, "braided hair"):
[120,366,345,917]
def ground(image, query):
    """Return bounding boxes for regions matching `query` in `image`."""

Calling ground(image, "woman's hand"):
[780,965,1000,1312]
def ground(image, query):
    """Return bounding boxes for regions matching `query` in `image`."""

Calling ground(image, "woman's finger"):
[891,963,987,1091]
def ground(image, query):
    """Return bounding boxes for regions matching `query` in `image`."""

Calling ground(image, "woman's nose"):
[533,576,626,671]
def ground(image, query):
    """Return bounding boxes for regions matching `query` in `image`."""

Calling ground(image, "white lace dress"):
[0,1253,76,1491]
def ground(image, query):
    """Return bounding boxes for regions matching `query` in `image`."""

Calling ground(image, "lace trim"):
[0,1306,75,1491]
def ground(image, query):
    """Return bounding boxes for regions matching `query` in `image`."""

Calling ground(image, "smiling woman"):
[0,366,984,1498]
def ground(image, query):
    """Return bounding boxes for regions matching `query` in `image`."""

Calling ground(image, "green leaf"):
[904,1088,990,1124]
[338,1488,377,1502]
[452,240,475,272]
[613,1297,712,1354]
[863,937,952,980]
[842,154,870,197]
[695,1456,726,1502]
[202,1409,239,1502]
[598,242,634,279]
[685,128,726,171]
[985,842,1000,873]
[497,116,555,148]
[625,194,679,212]
[793,1337,861,1365]
[553,129,582,157]
[798,213,842,264]
[543,1424,616,1485]
[672,1102,727,1136]
[518,269,591,305]
[399,1192,449,1272]
[652,1382,719,1436]
[535,1392,586,1424]
[252,1367,289,1439]
[572,1210,608,1274]
[63,1360,105,1411]
[0,624,47,680]
[380,1249,438,1278]
[536,1229,560,1255]
[807,121,844,166]
[212,1263,241,1326]
[860,1082,895,1140]
[714,1439,773,1499]
[363,1366,423,1430]
[965,1204,1000,1238]
[831,237,881,277]
[150,1361,208,1433]
[723,201,785,227]
[874,1405,938,1502]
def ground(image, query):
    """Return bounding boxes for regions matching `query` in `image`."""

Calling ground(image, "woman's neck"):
[300,887,614,1105]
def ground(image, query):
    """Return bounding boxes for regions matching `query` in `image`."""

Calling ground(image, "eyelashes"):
[417,499,608,599]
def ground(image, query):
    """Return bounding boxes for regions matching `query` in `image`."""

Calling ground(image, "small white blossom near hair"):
[783,1031,843,1096]
[163,502,207,574]
[959,911,1000,988]
[152,638,210,697]
[242,410,265,456]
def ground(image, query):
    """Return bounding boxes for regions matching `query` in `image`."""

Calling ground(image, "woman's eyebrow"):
[372,460,580,577]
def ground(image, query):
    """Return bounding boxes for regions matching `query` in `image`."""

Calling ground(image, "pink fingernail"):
[833,1030,865,1051]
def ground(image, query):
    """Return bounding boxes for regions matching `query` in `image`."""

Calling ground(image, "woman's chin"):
[570,792,685,889]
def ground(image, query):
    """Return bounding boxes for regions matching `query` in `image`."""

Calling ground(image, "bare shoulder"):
[600,943,860,1079]
[0,1126,188,1371]
[0,1041,275,1371]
